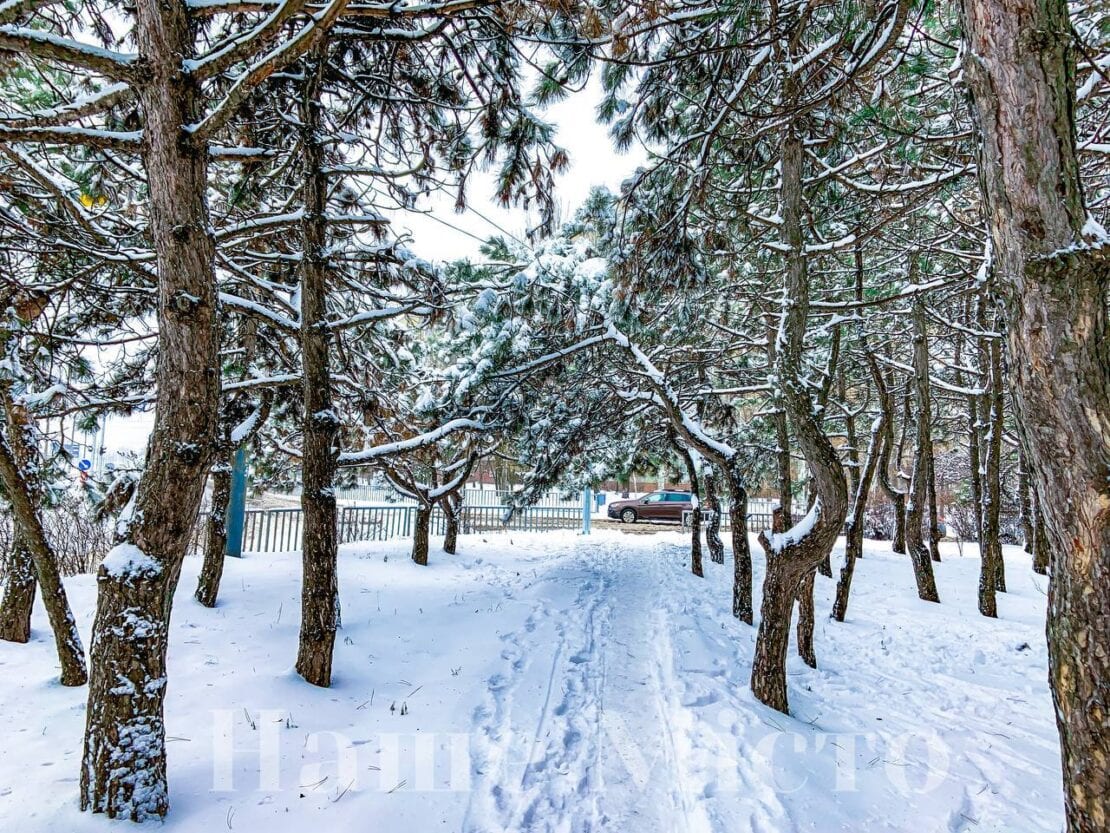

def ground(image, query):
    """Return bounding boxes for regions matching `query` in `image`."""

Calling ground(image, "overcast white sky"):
[397,79,647,262]
[100,82,644,456]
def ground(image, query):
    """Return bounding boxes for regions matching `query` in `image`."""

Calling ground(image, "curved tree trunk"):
[0,396,86,685]
[295,51,339,688]
[751,125,849,714]
[194,456,232,609]
[0,524,35,643]
[959,2,1110,826]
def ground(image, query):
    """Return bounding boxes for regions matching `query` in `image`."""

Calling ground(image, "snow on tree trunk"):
[81,0,220,818]
[0,523,35,643]
[959,0,1110,826]
[751,125,848,714]
[295,51,340,689]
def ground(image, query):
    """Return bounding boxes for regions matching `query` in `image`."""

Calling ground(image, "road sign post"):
[582,486,592,535]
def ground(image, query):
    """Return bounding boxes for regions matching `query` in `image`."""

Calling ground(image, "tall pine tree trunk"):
[678,443,703,578]
[751,125,848,714]
[727,474,752,623]
[1017,443,1034,555]
[978,324,1005,616]
[906,299,940,602]
[875,365,906,552]
[0,523,35,643]
[295,50,340,688]
[959,1,1110,826]
[412,502,432,566]
[704,470,725,564]
[442,490,462,554]
[81,2,219,818]
[1032,489,1051,576]
[834,364,886,622]
[194,453,232,609]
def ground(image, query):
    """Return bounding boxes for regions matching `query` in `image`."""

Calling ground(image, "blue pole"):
[582,486,592,535]
[225,446,248,558]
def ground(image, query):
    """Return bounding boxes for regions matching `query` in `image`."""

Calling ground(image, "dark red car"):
[607,490,694,524]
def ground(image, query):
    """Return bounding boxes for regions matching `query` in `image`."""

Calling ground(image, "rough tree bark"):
[0,398,86,683]
[905,299,940,602]
[442,490,462,554]
[678,442,704,578]
[727,474,753,623]
[959,1,1110,826]
[833,352,888,621]
[412,501,432,566]
[194,454,232,609]
[751,125,848,713]
[766,313,793,524]
[814,323,841,579]
[0,523,35,643]
[875,365,907,552]
[704,469,725,564]
[194,393,270,608]
[81,1,220,818]
[979,323,1006,613]
[1018,442,1034,555]
[1032,489,1050,576]
[874,366,910,557]
[295,50,340,688]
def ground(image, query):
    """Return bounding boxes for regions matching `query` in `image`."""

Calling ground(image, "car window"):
[644,493,664,502]
[666,493,689,502]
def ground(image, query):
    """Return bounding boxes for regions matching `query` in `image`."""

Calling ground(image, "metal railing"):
[324,484,587,508]
[232,503,583,554]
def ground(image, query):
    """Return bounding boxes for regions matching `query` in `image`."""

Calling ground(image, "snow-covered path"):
[0,531,1064,832]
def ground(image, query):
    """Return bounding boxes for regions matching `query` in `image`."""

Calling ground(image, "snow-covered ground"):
[0,531,1062,832]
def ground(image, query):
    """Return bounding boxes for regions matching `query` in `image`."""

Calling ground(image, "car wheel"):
[620,508,637,524]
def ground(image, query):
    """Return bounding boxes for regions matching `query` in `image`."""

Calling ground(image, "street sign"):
[77,459,92,471]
